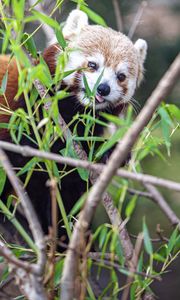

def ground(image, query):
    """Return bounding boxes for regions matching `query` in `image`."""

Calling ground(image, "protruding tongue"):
[96,94,104,103]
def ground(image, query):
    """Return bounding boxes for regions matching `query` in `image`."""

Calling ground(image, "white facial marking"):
[62,50,85,86]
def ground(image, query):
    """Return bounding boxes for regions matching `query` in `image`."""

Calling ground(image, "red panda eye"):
[88,61,98,70]
[117,73,126,82]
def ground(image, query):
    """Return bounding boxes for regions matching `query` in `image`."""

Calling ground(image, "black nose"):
[97,83,110,96]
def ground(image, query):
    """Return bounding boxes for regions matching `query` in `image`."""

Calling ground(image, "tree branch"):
[1,141,180,192]
[0,148,47,299]
[112,0,123,32]
[128,1,147,39]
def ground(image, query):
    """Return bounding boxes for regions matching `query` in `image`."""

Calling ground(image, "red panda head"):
[59,10,147,110]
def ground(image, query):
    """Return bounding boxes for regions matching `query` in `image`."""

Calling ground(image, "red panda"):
[0,10,147,237]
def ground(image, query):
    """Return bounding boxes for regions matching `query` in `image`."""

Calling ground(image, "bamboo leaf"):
[0,71,8,95]
[55,28,67,50]
[0,168,6,196]
[22,33,37,58]
[80,5,107,26]
[125,195,137,218]
[32,10,60,29]
[143,219,153,255]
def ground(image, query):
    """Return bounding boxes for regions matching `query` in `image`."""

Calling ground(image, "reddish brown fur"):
[43,44,61,75]
[0,56,23,139]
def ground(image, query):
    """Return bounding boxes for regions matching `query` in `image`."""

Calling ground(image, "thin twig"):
[130,233,168,243]
[144,183,180,228]
[45,178,58,300]
[128,1,147,39]
[91,257,161,281]
[112,0,123,32]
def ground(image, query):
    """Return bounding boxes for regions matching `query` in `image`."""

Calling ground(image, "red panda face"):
[61,10,147,110]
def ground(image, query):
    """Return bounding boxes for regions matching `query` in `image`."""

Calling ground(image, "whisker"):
[129,100,139,115]
[131,97,141,109]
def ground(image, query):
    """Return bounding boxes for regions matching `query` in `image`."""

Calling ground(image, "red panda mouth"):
[95,94,105,103]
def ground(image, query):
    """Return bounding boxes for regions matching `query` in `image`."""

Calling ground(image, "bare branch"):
[90,258,160,281]
[60,54,180,300]
[0,148,46,275]
[1,141,180,192]
[130,233,168,243]
[112,0,123,32]
[0,148,48,299]
[128,1,147,39]
[144,183,180,228]
[0,240,35,273]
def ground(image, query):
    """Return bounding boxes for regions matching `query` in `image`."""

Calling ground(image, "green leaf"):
[83,74,92,98]
[17,158,40,176]
[92,69,104,94]
[0,200,37,252]
[99,226,108,249]
[61,139,89,181]
[158,106,173,155]
[0,71,8,95]
[22,33,37,58]
[80,6,107,26]
[167,104,180,121]
[29,64,53,89]
[95,126,126,160]
[0,167,6,196]
[69,192,87,216]
[153,253,165,262]
[54,259,64,287]
[0,256,4,263]
[2,26,11,54]
[55,28,67,50]
[100,112,125,126]
[137,252,143,272]
[39,55,53,84]
[125,195,137,218]
[130,283,136,300]
[32,10,60,30]
[167,227,179,255]
[12,0,25,21]
[143,219,153,255]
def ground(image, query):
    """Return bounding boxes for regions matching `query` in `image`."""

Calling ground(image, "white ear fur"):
[134,39,147,64]
[134,39,148,86]
[62,9,88,39]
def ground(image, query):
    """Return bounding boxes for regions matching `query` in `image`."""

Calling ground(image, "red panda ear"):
[62,9,88,39]
[134,39,148,86]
